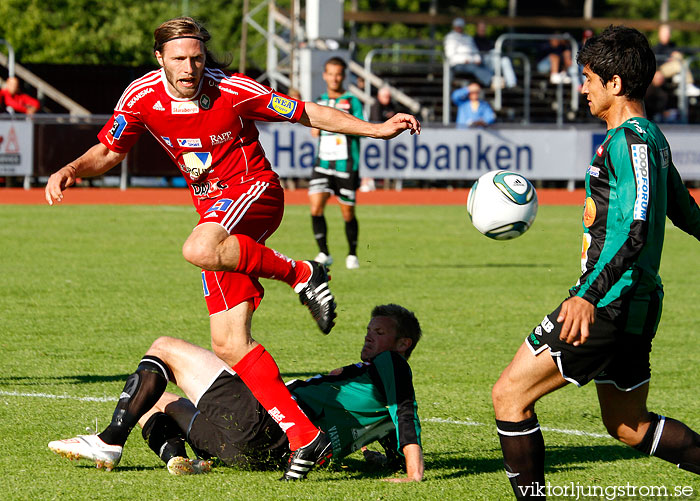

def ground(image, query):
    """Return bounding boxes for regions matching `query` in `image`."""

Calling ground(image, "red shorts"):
[196,180,284,316]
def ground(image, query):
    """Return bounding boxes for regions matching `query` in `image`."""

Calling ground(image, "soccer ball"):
[466,171,538,240]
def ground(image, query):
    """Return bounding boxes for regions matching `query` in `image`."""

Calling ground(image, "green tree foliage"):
[3,0,700,68]
[0,0,248,67]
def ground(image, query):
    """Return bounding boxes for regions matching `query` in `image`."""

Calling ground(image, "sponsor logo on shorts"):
[127,87,153,108]
[171,100,199,114]
[529,333,540,346]
[631,144,650,221]
[200,94,211,110]
[201,271,210,296]
[210,131,233,146]
[267,93,297,118]
[107,114,128,144]
[540,316,554,333]
[583,197,596,228]
[204,198,233,214]
[180,151,212,180]
[177,138,202,148]
[192,178,227,199]
[161,136,173,147]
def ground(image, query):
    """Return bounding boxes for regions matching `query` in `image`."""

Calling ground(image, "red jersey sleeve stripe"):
[205,68,271,96]
[116,70,162,110]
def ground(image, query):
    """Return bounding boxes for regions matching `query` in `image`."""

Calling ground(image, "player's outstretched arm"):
[299,102,420,139]
[45,143,126,205]
[383,443,424,483]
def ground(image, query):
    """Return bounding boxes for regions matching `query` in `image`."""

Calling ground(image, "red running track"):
[2,187,699,206]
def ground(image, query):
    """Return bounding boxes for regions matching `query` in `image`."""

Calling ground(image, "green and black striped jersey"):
[572,117,700,334]
[314,91,364,174]
[289,351,421,459]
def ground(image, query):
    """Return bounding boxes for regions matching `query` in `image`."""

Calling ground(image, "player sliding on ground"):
[492,26,700,499]
[49,304,424,482]
[44,17,420,474]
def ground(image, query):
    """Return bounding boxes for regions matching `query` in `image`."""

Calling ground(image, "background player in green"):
[48,304,424,482]
[491,26,700,498]
[309,57,365,270]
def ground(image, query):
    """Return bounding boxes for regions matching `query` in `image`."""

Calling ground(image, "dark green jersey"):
[314,91,364,174]
[289,351,421,459]
[572,117,700,333]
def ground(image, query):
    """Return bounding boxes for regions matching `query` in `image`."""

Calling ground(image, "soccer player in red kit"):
[44,17,420,480]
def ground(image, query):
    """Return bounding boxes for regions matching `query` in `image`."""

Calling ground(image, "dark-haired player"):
[49,304,424,482]
[492,25,700,498]
[44,17,421,477]
[309,57,365,270]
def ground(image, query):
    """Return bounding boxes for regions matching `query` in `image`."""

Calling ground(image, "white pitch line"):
[0,390,114,403]
[423,417,610,439]
[1,391,610,439]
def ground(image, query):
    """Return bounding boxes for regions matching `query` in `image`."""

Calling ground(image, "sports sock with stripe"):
[99,356,171,447]
[141,411,188,464]
[496,415,546,499]
[634,413,700,474]
[311,215,330,255]
[233,344,319,450]
[344,217,358,256]
[233,234,310,288]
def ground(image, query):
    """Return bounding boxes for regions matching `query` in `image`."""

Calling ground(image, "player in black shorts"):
[48,304,424,482]
[491,26,700,499]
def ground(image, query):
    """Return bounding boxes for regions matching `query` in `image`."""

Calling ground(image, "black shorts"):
[187,369,288,468]
[525,301,655,390]
[309,166,360,205]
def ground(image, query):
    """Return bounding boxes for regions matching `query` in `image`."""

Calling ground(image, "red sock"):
[234,235,310,287]
[233,344,319,450]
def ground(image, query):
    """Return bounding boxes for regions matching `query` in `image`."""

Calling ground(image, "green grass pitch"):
[0,202,698,500]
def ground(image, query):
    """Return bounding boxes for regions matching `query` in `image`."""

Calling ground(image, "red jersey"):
[0,89,40,114]
[97,68,305,204]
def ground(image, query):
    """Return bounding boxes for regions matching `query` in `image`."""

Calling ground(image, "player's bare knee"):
[145,336,176,361]
[492,377,516,414]
[602,419,646,446]
[182,237,218,269]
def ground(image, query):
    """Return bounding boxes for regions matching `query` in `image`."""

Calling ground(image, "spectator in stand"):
[473,21,517,89]
[645,70,677,123]
[0,77,40,115]
[444,17,493,88]
[369,86,398,122]
[653,23,700,97]
[537,35,576,85]
[451,81,496,128]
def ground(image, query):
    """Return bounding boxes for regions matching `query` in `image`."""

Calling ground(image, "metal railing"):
[0,51,90,116]
[362,48,434,119]
[0,39,15,78]
[494,33,580,123]
[442,50,531,125]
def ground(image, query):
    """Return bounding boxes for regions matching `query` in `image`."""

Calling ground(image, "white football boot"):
[314,252,333,266]
[345,255,360,270]
[48,434,122,471]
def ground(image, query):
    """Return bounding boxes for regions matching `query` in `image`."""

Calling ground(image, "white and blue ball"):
[467,171,538,240]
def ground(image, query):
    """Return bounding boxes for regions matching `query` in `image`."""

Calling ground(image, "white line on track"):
[1,390,610,439]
